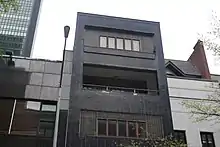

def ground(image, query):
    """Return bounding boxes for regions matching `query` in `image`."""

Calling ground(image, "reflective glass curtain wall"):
[0,0,41,56]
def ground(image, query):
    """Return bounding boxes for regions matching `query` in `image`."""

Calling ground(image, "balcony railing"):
[83,84,159,95]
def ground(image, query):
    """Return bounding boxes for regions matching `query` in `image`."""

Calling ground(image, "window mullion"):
[206,134,209,146]
[136,122,138,138]
[116,120,119,136]
[96,118,98,136]
[106,37,109,48]
[123,38,125,50]
[126,121,128,137]
[131,39,133,51]
[106,119,108,136]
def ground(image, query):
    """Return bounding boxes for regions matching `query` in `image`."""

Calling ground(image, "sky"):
[33,0,220,74]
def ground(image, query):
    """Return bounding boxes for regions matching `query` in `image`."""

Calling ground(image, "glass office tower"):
[0,0,42,57]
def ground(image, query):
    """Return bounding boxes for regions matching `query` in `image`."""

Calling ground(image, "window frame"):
[0,98,56,138]
[124,38,132,51]
[99,35,141,52]
[132,40,141,51]
[116,37,124,50]
[0,98,15,135]
[99,36,107,48]
[200,132,215,147]
[173,130,187,144]
[96,118,147,138]
[107,37,116,49]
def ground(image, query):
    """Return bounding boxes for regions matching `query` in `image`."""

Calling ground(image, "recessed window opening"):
[83,65,159,95]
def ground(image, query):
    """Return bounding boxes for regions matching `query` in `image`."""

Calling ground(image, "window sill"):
[84,46,155,60]
[84,135,147,140]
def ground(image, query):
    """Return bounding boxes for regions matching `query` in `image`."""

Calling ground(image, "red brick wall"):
[188,40,211,79]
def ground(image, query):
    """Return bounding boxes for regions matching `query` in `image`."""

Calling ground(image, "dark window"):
[39,121,54,138]
[128,121,136,137]
[39,104,56,137]
[108,120,116,136]
[200,132,215,147]
[0,99,14,134]
[98,119,106,135]
[118,120,126,137]
[174,130,187,144]
[138,122,146,138]
[11,100,41,136]
[83,65,158,95]
[9,100,56,138]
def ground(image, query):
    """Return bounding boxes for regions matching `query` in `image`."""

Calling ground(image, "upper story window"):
[125,39,132,50]
[116,38,123,49]
[108,37,115,49]
[133,40,140,51]
[99,36,140,51]
[99,36,107,48]
[200,132,215,147]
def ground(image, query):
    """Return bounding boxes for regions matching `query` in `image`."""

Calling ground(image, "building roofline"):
[211,74,220,76]
[77,12,160,25]
[165,58,187,62]
[167,75,218,82]
[2,55,62,63]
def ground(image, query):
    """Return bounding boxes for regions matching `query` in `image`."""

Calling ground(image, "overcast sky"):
[32,0,220,74]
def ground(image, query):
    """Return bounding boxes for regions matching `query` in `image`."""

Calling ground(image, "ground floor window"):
[0,98,56,138]
[173,130,187,144]
[200,132,215,147]
[97,119,146,138]
[80,110,164,138]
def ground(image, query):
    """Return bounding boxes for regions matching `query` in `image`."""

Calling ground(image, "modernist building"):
[0,0,42,57]
[65,12,173,147]
[166,40,220,147]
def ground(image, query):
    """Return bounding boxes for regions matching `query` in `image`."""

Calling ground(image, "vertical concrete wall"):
[67,12,173,147]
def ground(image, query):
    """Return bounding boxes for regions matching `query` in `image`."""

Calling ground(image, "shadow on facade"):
[0,58,53,147]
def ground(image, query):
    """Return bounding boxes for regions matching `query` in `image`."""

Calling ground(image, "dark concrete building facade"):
[66,12,173,147]
[0,12,174,147]
[0,0,42,57]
